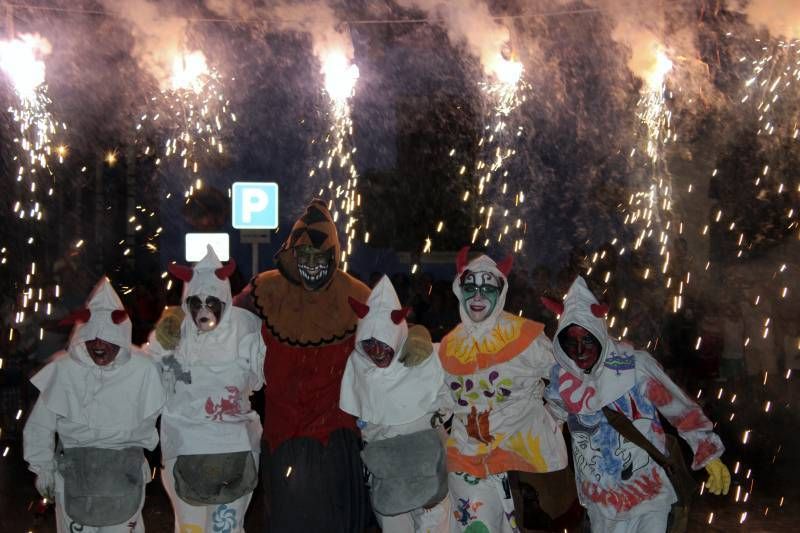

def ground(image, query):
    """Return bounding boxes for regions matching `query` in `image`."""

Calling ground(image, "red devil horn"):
[540,297,564,316]
[348,297,370,319]
[391,307,412,324]
[58,308,91,327]
[591,303,610,318]
[168,263,194,282]
[215,259,237,280]
[496,255,513,277]
[111,309,129,324]
[456,246,470,274]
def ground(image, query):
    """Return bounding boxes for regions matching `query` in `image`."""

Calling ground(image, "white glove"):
[34,469,55,500]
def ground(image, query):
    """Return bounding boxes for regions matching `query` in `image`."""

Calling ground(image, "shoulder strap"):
[601,406,671,467]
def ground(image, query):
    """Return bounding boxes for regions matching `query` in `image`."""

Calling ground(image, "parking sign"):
[232,182,279,229]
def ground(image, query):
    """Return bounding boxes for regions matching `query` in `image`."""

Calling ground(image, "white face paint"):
[460,271,502,323]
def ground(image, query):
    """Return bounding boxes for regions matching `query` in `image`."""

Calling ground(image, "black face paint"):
[186,295,225,332]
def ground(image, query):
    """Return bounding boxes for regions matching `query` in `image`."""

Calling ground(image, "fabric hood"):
[451,252,510,341]
[68,277,132,368]
[550,276,635,414]
[275,199,341,287]
[340,276,443,426]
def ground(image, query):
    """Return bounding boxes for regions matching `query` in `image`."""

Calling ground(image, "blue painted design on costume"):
[212,503,237,533]
[356,418,368,430]
[603,351,635,374]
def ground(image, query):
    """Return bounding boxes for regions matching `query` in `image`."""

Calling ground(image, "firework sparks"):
[138,50,233,194]
[311,50,360,270]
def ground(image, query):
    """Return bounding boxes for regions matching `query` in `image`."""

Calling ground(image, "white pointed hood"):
[68,277,132,367]
[340,276,443,426]
[452,253,509,340]
[179,245,233,322]
[550,277,635,414]
[171,246,259,364]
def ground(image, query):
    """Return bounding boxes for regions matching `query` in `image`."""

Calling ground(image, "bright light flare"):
[171,50,210,93]
[645,48,673,89]
[0,34,51,102]
[321,51,359,103]
[489,53,523,87]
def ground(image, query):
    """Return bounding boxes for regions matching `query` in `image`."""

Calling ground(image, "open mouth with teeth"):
[298,263,330,288]
[85,338,120,367]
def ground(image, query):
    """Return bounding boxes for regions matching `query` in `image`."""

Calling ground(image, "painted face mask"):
[294,245,333,291]
[460,271,502,323]
[85,337,121,366]
[186,294,225,332]
[360,337,396,368]
[558,324,601,373]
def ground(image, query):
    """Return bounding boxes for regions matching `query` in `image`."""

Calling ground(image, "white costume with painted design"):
[440,253,568,533]
[340,276,450,533]
[23,278,165,533]
[544,277,724,532]
[148,248,265,533]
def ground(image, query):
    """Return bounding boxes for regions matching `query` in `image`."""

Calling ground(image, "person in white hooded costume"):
[340,275,451,533]
[542,277,730,533]
[438,248,568,533]
[147,246,265,533]
[23,277,166,533]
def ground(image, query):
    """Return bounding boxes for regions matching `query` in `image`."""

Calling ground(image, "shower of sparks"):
[138,50,233,195]
[420,53,531,262]
[312,51,361,270]
[0,34,67,385]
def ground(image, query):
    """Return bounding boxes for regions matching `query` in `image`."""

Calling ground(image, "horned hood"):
[340,276,443,426]
[67,277,132,367]
[547,277,636,415]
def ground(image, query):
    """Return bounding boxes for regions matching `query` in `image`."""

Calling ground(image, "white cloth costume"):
[23,278,165,533]
[147,247,265,533]
[544,277,724,533]
[438,253,568,533]
[340,276,450,533]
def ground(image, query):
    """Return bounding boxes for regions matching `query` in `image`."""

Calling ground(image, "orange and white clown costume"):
[439,248,568,533]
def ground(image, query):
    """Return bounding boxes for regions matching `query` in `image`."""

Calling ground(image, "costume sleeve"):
[521,333,557,379]
[240,330,266,392]
[23,397,58,475]
[637,351,725,469]
[543,364,569,423]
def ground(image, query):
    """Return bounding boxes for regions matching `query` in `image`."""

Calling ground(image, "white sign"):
[185,233,230,262]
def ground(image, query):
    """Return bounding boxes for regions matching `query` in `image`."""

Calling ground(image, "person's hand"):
[155,306,185,350]
[34,469,55,500]
[704,458,731,495]
[399,324,433,367]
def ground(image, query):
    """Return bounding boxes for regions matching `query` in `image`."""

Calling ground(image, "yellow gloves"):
[399,325,434,367]
[704,458,731,495]
[155,306,185,350]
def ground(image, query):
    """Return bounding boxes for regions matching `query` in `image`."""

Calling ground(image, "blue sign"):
[232,182,279,229]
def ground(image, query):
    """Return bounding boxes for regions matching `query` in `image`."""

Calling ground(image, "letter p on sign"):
[232,182,279,229]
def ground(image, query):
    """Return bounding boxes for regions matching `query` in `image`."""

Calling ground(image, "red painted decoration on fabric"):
[558,371,597,414]
[694,439,718,466]
[676,409,709,432]
[646,379,673,407]
[581,466,664,513]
